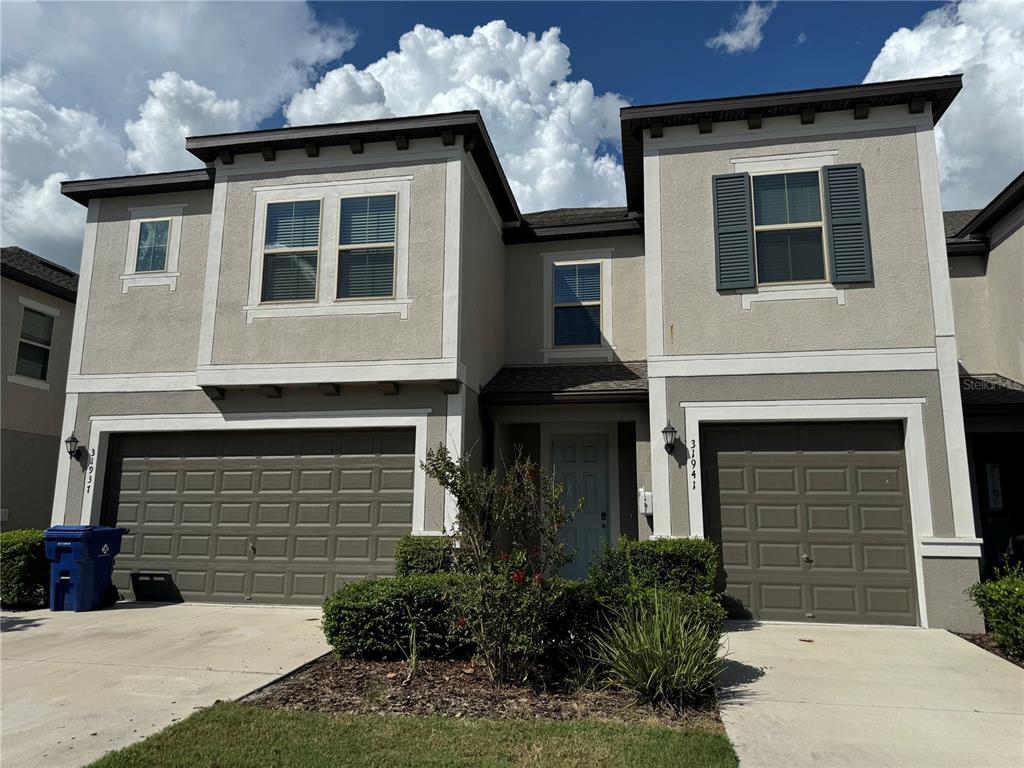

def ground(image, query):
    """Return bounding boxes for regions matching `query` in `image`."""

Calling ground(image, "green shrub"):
[394,535,455,576]
[589,537,719,603]
[968,561,1024,659]
[0,529,49,609]
[594,590,723,709]
[538,578,603,682]
[322,574,471,660]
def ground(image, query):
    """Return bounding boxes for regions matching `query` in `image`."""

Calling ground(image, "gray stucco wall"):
[949,253,998,374]
[211,160,449,366]
[922,557,984,633]
[2,430,60,530]
[458,162,506,391]
[985,201,1024,383]
[81,190,211,374]
[662,370,955,537]
[60,386,449,531]
[656,129,937,355]
[504,235,646,364]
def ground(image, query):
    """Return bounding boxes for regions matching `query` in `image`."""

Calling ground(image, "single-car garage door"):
[101,429,415,604]
[702,421,918,625]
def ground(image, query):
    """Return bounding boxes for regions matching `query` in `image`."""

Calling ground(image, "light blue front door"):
[552,433,609,580]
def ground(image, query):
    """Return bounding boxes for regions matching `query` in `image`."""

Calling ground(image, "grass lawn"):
[88,702,737,768]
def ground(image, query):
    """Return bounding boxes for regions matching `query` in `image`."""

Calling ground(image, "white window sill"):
[243,298,412,324]
[740,283,847,310]
[120,272,180,293]
[7,374,50,391]
[540,345,615,363]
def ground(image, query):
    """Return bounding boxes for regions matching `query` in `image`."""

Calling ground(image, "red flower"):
[533,573,545,584]
[511,569,525,584]
[499,551,509,562]
[456,617,468,628]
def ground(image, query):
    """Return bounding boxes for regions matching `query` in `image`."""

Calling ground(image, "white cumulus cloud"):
[706,1,779,54]
[285,21,629,213]
[865,1,1024,210]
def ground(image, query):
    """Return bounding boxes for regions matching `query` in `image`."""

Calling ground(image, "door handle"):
[801,552,813,563]
[249,540,257,557]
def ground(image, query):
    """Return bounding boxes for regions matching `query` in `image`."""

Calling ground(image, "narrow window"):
[552,263,601,346]
[135,219,170,272]
[261,200,321,302]
[338,195,396,299]
[15,308,54,381]
[752,171,827,284]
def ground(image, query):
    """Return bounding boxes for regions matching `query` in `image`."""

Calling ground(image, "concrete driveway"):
[719,623,1024,768]
[1,602,328,768]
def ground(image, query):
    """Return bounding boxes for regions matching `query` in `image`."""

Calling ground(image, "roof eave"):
[956,171,1024,237]
[60,169,215,206]
[503,218,643,244]
[0,263,77,302]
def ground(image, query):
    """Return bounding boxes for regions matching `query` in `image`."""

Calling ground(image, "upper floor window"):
[135,219,170,272]
[16,307,54,381]
[261,200,321,302]
[752,171,826,284]
[338,195,396,299]
[552,262,601,346]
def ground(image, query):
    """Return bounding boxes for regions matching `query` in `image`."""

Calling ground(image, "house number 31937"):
[689,439,698,490]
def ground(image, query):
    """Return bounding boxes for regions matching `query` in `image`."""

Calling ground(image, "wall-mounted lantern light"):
[64,433,81,460]
[661,422,678,454]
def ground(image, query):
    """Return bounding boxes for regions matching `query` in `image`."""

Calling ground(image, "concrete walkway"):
[719,622,1024,768]
[1,602,328,767]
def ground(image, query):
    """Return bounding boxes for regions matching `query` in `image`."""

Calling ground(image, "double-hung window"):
[261,200,321,301]
[552,263,601,346]
[338,195,397,299]
[15,308,54,381]
[752,171,827,284]
[134,219,170,272]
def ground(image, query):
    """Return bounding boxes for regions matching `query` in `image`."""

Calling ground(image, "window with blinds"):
[261,200,321,301]
[135,219,170,272]
[338,195,396,299]
[16,307,54,381]
[752,171,827,284]
[552,262,601,346]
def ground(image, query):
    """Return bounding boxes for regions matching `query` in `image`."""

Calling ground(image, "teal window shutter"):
[824,164,873,284]
[713,173,755,290]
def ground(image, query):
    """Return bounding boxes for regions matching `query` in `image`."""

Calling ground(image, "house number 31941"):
[689,439,698,490]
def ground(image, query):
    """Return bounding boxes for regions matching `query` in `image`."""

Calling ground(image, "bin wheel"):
[101,584,120,608]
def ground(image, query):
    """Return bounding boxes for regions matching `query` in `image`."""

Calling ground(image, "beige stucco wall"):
[210,159,449,366]
[948,253,997,374]
[2,277,75,529]
[504,235,646,364]
[986,201,1024,383]
[81,190,211,374]
[922,557,984,633]
[458,162,506,391]
[662,370,955,537]
[60,385,450,531]
[656,128,937,355]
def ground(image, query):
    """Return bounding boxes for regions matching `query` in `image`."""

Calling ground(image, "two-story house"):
[55,74,988,631]
[1,247,78,530]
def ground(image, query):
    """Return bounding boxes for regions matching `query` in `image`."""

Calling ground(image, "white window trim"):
[7,374,50,391]
[18,295,60,317]
[11,298,59,388]
[121,204,185,293]
[245,177,412,323]
[541,249,614,363]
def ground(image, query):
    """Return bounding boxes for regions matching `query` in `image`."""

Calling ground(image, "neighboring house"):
[54,74,993,632]
[1,247,78,530]
[945,172,1024,575]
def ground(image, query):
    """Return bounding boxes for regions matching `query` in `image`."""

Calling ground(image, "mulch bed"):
[954,632,1024,669]
[244,655,723,732]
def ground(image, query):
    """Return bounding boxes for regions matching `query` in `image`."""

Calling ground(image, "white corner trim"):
[51,392,80,526]
[443,388,466,533]
[649,347,937,378]
[122,204,185,291]
[730,150,838,173]
[198,177,229,366]
[441,156,463,360]
[740,283,847,310]
[81,409,432,534]
[119,272,181,293]
[920,537,983,558]
[18,295,61,316]
[68,199,100,377]
[915,127,957,338]
[541,249,614,357]
[647,376,672,538]
[195,357,459,387]
[66,372,200,393]
[643,150,665,357]
[7,374,50,391]
[680,397,934,627]
[243,298,412,324]
[935,336,976,538]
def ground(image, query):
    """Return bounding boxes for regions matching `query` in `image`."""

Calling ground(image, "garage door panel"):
[703,421,917,626]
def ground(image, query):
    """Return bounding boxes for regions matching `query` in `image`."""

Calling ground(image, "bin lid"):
[44,525,127,540]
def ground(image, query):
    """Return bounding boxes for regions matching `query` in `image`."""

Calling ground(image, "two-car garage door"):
[101,429,415,604]
[702,421,919,626]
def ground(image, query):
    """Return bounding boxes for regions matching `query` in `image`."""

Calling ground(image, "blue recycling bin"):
[44,526,128,612]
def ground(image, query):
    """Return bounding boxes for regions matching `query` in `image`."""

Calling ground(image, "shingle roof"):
[943,209,982,238]
[960,374,1024,406]
[521,208,631,228]
[1,246,78,301]
[483,362,648,400]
